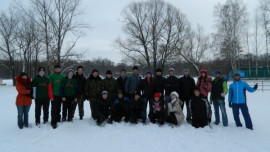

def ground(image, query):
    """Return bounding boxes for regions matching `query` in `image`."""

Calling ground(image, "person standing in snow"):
[125,66,141,99]
[102,70,119,103]
[196,69,212,99]
[15,72,33,129]
[61,69,78,122]
[48,65,65,129]
[72,66,86,120]
[32,67,49,126]
[210,71,228,127]
[178,68,195,123]
[85,69,103,119]
[117,69,128,95]
[189,87,212,128]
[165,91,184,126]
[228,73,258,130]
[153,68,166,97]
[148,93,165,125]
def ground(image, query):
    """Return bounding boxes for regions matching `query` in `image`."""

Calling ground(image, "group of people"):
[15,65,258,130]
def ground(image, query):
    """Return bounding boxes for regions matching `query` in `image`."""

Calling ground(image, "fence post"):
[262,80,264,92]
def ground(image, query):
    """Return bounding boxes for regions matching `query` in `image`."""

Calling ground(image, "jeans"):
[17,105,31,128]
[232,103,253,129]
[213,100,228,126]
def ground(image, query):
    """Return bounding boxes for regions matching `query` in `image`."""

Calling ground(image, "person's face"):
[93,72,98,77]
[133,69,138,74]
[135,94,140,100]
[154,97,159,102]
[118,93,123,99]
[201,73,206,77]
[184,71,189,76]
[21,75,27,79]
[171,94,176,100]
[156,71,161,76]
[102,94,108,99]
[169,71,174,76]
[55,68,61,73]
[77,68,83,75]
[39,70,45,77]
[121,71,126,77]
[146,73,151,78]
[107,74,112,79]
[234,76,240,81]
[215,74,220,79]
[68,72,73,78]
[194,90,200,97]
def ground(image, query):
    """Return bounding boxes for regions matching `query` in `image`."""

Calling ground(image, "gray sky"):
[0,0,258,63]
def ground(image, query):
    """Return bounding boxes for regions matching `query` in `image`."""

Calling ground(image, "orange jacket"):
[15,75,32,106]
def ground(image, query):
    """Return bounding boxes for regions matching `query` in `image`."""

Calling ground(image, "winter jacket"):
[153,75,166,95]
[94,97,112,119]
[164,76,179,96]
[15,75,32,106]
[167,99,185,125]
[130,97,147,112]
[137,77,155,99]
[196,76,212,98]
[189,96,212,128]
[125,74,141,95]
[149,98,165,114]
[211,76,228,100]
[102,77,119,102]
[117,76,127,94]
[32,75,49,100]
[85,75,103,102]
[228,80,256,104]
[179,75,195,101]
[48,72,65,99]
[60,77,78,98]
[73,72,86,96]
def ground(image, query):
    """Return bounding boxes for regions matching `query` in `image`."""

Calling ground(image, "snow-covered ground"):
[0,81,270,152]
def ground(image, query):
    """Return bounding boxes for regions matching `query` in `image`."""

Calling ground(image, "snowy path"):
[0,85,269,152]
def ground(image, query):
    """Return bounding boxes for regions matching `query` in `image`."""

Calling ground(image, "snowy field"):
[0,80,270,152]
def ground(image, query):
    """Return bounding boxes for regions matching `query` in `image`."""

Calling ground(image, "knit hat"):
[169,68,175,73]
[194,87,200,92]
[215,71,221,75]
[20,72,28,77]
[170,91,179,98]
[146,70,152,75]
[117,90,123,94]
[38,67,45,72]
[132,66,139,70]
[54,65,61,69]
[156,68,162,73]
[200,68,207,74]
[135,91,141,96]
[120,69,126,73]
[67,69,74,74]
[77,66,83,70]
[154,93,160,98]
[102,90,108,95]
[92,69,99,73]
[106,70,112,75]
[183,68,189,72]
[233,72,241,77]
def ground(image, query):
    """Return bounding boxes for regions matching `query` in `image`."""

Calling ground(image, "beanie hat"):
[77,66,83,70]
[183,68,189,72]
[20,72,28,77]
[135,91,141,96]
[132,66,139,70]
[146,70,152,75]
[38,67,45,72]
[168,68,175,73]
[215,71,221,75]
[200,69,207,74]
[120,69,126,73]
[117,90,123,94]
[170,91,179,98]
[54,65,61,69]
[92,69,98,73]
[102,90,108,95]
[154,93,160,98]
[233,72,241,77]
[194,87,200,92]
[156,68,162,73]
[106,70,112,75]
[67,69,74,74]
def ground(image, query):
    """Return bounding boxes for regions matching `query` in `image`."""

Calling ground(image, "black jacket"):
[94,97,112,119]
[164,76,179,96]
[130,98,146,111]
[179,75,195,101]
[137,77,155,99]
[211,77,225,100]
[117,76,127,94]
[153,75,166,95]
[73,72,86,96]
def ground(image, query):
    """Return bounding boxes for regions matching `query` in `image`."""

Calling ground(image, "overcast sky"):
[0,0,258,63]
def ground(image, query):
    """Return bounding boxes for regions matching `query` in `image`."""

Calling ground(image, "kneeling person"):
[94,91,112,126]
[166,91,185,126]
[129,92,147,124]
[148,93,165,125]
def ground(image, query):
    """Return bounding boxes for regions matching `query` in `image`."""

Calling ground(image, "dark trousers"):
[148,111,165,125]
[232,103,253,129]
[17,105,31,128]
[181,100,191,121]
[130,110,146,123]
[89,98,98,119]
[35,98,50,123]
[62,97,74,121]
[51,96,62,126]
[72,95,85,118]
[111,104,130,122]
[166,112,177,125]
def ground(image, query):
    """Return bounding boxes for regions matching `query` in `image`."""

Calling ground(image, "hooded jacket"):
[15,75,32,106]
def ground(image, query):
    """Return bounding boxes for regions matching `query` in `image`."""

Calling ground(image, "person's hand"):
[221,93,225,97]
[62,97,66,101]
[50,98,54,101]
[74,98,78,102]
[229,102,232,108]
[254,83,258,90]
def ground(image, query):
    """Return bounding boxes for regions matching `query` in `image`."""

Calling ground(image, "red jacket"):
[15,75,32,106]
[196,76,212,97]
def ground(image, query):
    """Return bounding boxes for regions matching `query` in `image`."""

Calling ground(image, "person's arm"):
[32,78,37,99]
[228,85,233,102]
[16,83,31,95]
[206,77,212,92]
[48,75,54,100]
[244,82,256,93]
[125,77,130,94]
[222,81,228,95]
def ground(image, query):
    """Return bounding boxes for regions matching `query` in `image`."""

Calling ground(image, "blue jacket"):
[228,80,256,104]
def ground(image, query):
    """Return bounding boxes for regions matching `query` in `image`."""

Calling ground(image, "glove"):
[229,102,232,108]
[221,93,225,97]
[254,83,258,90]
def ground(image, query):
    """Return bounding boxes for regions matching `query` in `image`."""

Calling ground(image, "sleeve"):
[84,80,89,97]
[16,83,31,95]
[48,75,54,100]
[228,85,233,102]
[74,80,78,98]
[244,82,256,93]
[223,81,228,95]
[60,79,65,97]
[33,87,37,99]
[206,77,212,92]
[125,77,130,94]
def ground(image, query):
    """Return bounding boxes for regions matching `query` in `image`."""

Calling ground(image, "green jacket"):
[61,77,78,97]
[48,73,65,97]
[32,75,49,100]
[85,75,103,102]
[102,77,119,101]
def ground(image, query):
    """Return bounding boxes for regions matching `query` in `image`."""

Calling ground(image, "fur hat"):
[102,90,108,95]
[170,91,179,98]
